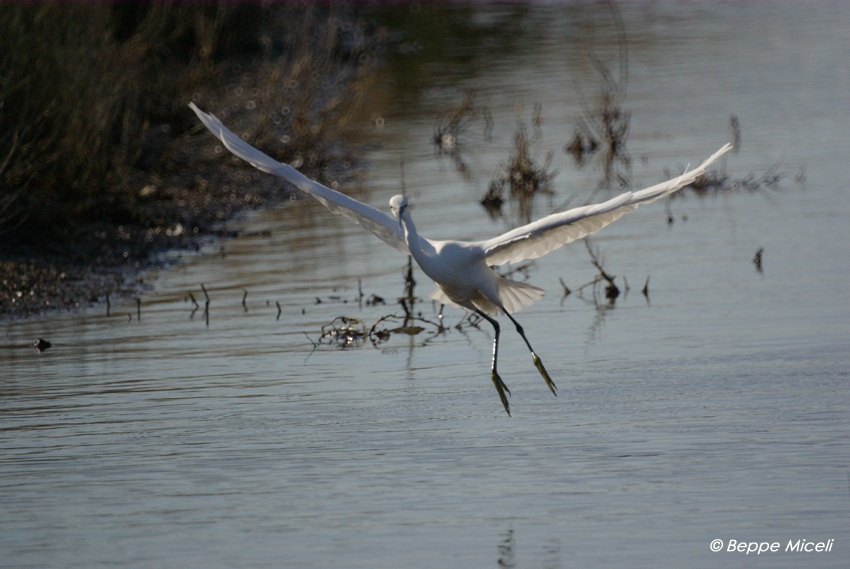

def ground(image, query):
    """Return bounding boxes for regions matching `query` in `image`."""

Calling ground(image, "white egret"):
[189,102,731,415]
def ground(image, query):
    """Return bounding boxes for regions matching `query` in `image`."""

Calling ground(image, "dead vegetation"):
[674,157,789,198]
[576,239,621,304]
[318,316,369,348]
[480,104,557,224]
[306,259,445,349]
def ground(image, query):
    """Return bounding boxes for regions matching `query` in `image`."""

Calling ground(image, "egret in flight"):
[190,102,731,415]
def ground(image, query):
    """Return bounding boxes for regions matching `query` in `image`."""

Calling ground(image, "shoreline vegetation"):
[0,2,379,320]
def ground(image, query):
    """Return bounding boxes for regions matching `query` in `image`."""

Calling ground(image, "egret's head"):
[389,195,408,228]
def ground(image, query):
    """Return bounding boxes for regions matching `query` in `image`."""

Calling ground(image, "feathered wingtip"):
[672,142,733,194]
[677,142,733,185]
[633,143,733,203]
[189,102,283,176]
[707,142,734,164]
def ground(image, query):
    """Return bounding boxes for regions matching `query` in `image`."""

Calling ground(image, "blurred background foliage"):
[0,1,374,248]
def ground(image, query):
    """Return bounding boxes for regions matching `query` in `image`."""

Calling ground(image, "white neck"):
[401,211,420,252]
[400,210,433,268]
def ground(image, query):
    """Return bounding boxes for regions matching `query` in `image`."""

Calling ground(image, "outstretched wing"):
[189,103,409,255]
[482,144,733,266]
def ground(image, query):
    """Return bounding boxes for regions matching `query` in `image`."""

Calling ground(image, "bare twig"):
[200,283,210,326]
[578,239,620,305]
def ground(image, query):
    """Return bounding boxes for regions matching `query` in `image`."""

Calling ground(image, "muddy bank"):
[1,163,281,319]
[0,118,363,320]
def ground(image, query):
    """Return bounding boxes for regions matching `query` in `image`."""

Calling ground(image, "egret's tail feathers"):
[496,278,544,314]
[428,278,543,315]
[428,287,454,307]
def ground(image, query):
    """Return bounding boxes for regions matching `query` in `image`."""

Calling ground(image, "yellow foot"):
[532,353,557,396]
[491,371,511,416]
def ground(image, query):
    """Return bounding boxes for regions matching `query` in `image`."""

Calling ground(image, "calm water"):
[3,3,849,568]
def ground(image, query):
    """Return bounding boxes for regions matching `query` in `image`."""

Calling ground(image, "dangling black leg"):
[474,309,511,416]
[504,312,557,396]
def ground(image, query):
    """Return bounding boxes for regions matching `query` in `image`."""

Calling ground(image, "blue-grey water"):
[2,3,848,568]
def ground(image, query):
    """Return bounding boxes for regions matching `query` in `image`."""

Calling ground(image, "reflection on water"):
[3,3,850,568]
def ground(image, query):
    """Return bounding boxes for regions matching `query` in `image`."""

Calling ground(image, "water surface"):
[3,3,849,568]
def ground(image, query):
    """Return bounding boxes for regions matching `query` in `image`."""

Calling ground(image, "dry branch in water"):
[573,239,621,307]
[481,104,557,224]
